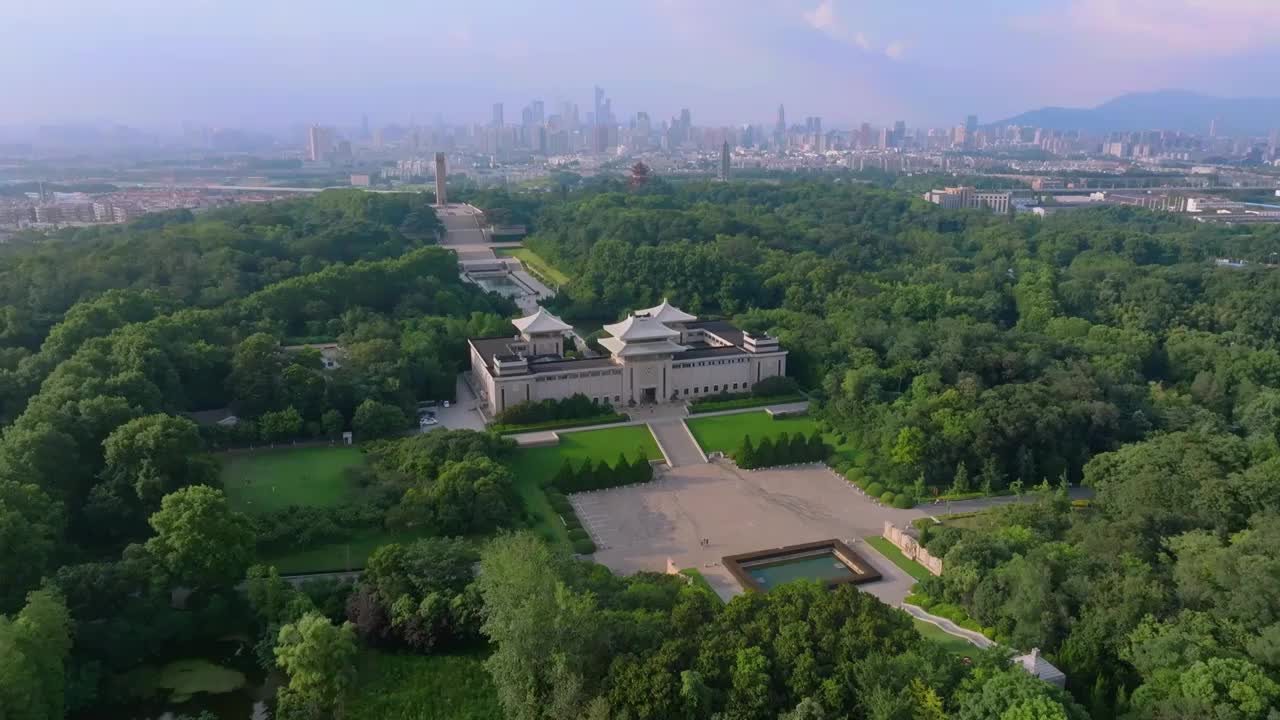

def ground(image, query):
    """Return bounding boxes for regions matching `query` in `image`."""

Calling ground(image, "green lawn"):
[260,528,431,575]
[912,618,979,655]
[941,512,992,530]
[680,568,724,604]
[863,536,934,582]
[347,650,500,720]
[510,426,662,547]
[221,446,366,515]
[685,411,818,455]
[495,247,570,286]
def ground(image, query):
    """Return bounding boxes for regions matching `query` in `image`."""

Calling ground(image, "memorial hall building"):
[468,301,788,415]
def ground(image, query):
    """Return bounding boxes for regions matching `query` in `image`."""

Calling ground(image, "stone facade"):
[468,302,788,416]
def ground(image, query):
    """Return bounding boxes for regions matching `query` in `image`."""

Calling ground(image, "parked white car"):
[419,416,439,427]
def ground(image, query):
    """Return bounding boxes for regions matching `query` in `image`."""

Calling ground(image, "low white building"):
[468,301,788,416]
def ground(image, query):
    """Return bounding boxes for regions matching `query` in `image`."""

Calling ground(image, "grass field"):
[260,528,431,575]
[510,426,662,547]
[685,411,819,455]
[912,618,979,655]
[941,512,992,530]
[221,446,366,515]
[495,247,570,286]
[863,536,934,582]
[348,650,500,720]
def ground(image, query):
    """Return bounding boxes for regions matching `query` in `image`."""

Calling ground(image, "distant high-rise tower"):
[719,141,731,181]
[1269,129,1279,160]
[1209,118,1218,138]
[492,103,504,128]
[306,125,331,162]
[965,115,978,134]
[531,100,545,125]
[434,153,448,206]
[893,120,906,146]
[594,86,606,126]
[775,104,786,145]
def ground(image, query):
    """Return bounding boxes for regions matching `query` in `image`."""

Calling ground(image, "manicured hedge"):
[543,484,597,555]
[494,393,615,426]
[689,393,806,414]
[492,413,627,435]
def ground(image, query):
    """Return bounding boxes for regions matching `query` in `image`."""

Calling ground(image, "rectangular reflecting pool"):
[725,539,881,592]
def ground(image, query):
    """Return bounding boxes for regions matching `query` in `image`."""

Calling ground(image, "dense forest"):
[4,177,1280,720]
[518,177,1280,718]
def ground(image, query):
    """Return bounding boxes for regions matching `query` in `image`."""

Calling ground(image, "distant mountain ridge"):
[995,90,1280,135]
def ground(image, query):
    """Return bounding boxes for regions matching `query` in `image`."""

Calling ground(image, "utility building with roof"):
[467,301,788,416]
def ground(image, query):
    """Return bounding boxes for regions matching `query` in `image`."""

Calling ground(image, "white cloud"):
[802,0,838,33]
[801,0,905,59]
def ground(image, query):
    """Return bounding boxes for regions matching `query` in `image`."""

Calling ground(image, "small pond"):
[84,638,277,720]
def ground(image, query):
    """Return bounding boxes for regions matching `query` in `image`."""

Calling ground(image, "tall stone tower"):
[434,152,448,206]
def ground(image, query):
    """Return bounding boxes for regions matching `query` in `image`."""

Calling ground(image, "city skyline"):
[4,0,1279,129]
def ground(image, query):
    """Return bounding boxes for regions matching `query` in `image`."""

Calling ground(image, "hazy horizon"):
[5,0,1279,130]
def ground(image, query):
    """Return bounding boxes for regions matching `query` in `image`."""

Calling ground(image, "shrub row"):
[733,431,831,470]
[494,393,614,426]
[849,478,916,509]
[689,393,806,414]
[550,451,654,493]
[491,413,627,435]
[546,488,597,555]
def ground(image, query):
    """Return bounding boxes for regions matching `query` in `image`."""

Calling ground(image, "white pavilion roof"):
[636,299,697,324]
[602,315,681,341]
[598,336,688,357]
[512,307,572,335]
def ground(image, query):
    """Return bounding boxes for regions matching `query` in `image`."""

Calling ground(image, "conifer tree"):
[806,431,827,461]
[755,436,775,468]
[736,435,757,468]
[553,459,576,491]
[951,462,970,494]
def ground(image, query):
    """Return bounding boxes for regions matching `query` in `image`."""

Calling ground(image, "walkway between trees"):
[901,604,995,649]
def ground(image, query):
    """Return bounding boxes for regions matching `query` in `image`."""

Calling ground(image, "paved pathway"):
[433,375,486,431]
[437,204,489,246]
[649,420,707,467]
[901,604,995,649]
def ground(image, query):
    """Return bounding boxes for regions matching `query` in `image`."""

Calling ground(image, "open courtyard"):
[572,458,927,603]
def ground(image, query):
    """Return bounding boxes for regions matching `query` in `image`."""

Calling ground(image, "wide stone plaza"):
[572,457,928,603]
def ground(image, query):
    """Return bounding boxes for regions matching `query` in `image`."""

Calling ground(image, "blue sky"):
[4,0,1278,128]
